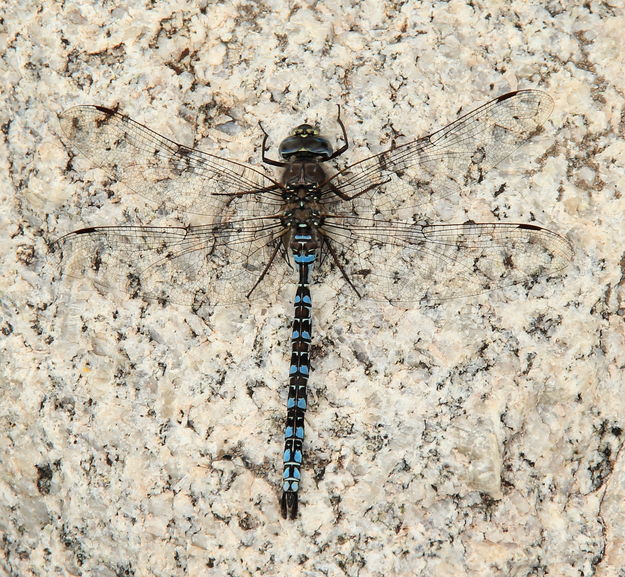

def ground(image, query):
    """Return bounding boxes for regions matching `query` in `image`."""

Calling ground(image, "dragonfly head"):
[278,124,333,160]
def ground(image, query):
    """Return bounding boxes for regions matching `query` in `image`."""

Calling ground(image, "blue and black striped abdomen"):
[281,230,316,519]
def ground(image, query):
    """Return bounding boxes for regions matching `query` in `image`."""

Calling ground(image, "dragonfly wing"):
[319,217,572,304]
[59,105,284,219]
[52,217,292,307]
[325,90,554,220]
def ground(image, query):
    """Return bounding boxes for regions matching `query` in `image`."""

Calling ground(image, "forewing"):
[319,217,573,304]
[59,105,283,218]
[325,90,554,221]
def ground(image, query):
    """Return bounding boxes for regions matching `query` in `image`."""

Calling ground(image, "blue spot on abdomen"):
[294,254,316,264]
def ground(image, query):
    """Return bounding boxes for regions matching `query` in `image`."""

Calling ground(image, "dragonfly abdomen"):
[281,230,316,519]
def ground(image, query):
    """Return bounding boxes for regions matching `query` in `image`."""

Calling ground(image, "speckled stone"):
[1,1,624,576]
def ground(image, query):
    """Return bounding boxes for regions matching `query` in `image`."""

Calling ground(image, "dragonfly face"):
[278,124,334,160]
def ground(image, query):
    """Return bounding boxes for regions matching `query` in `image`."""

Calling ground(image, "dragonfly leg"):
[321,235,362,298]
[246,233,288,299]
[327,104,349,160]
[259,120,287,167]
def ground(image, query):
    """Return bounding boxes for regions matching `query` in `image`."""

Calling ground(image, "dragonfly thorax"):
[282,206,323,229]
[283,183,321,203]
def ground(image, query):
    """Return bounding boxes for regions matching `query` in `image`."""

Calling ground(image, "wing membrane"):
[59,106,284,218]
[319,218,572,304]
[325,90,554,221]
[52,217,292,307]
[55,94,570,309]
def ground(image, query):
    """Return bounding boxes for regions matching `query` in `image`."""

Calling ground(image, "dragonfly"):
[53,90,572,519]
